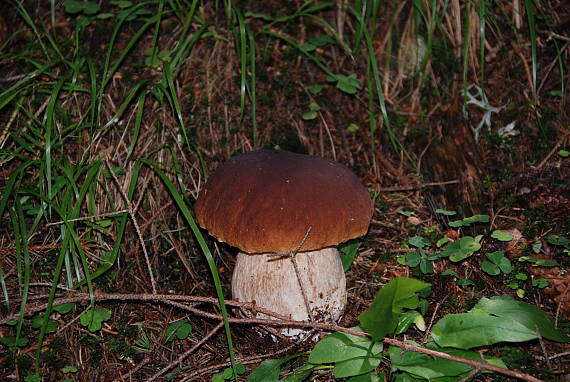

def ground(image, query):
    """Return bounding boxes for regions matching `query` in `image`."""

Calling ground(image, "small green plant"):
[212,363,245,381]
[80,308,112,332]
[165,319,193,342]
[449,214,490,227]
[398,236,438,274]
[247,278,569,380]
[481,251,512,276]
[440,236,482,262]
[301,102,321,120]
[133,328,151,353]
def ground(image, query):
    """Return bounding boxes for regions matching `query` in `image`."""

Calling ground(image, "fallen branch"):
[3,291,545,382]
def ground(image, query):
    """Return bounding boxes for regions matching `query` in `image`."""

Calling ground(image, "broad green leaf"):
[547,234,570,249]
[474,296,570,342]
[532,278,548,288]
[419,257,433,274]
[409,236,430,248]
[309,331,382,364]
[247,353,302,382]
[441,269,458,278]
[481,261,499,275]
[31,315,58,334]
[487,251,505,264]
[491,230,513,241]
[359,278,430,341]
[340,241,360,272]
[165,320,192,342]
[389,346,506,379]
[327,74,361,94]
[440,237,480,262]
[431,312,536,348]
[0,336,29,347]
[395,311,425,333]
[497,257,512,274]
[406,251,421,267]
[436,237,450,247]
[282,363,315,382]
[348,372,384,382]
[558,149,569,157]
[333,356,381,378]
[80,308,112,332]
[54,302,75,314]
[247,359,284,381]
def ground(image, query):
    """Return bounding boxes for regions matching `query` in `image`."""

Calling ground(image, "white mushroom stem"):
[231,247,346,337]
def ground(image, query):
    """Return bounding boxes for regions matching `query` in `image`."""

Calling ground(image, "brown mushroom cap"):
[194,150,374,254]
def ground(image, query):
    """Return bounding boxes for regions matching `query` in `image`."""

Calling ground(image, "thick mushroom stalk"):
[232,248,346,337]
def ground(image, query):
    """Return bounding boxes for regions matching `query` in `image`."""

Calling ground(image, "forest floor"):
[0,1,569,381]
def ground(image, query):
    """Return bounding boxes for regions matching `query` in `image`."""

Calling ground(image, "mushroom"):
[194,150,374,336]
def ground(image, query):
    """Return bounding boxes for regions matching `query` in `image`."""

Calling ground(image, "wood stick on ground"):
[3,291,547,382]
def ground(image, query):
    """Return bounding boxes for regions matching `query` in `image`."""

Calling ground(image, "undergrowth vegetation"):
[0,0,569,380]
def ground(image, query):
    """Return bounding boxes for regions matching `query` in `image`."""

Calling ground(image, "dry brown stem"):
[4,290,546,382]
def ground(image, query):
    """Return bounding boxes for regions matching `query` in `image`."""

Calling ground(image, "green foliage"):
[80,308,112,332]
[64,0,100,15]
[439,236,481,262]
[247,354,305,382]
[490,230,513,241]
[359,278,429,341]
[326,73,362,95]
[389,346,506,380]
[435,209,457,216]
[431,295,569,348]
[31,315,58,334]
[399,236,438,274]
[339,240,361,272]
[308,331,382,378]
[0,336,29,348]
[301,102,321,121]
[212,364,246,381]
[481,251,512,275]
[448,214,490,227]
[165,319,193,342]
[248,283,567,380]
[61,365,79,373]
[134,329,151,353]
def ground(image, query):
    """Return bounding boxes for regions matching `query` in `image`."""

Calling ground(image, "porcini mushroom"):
[194,150,373,336]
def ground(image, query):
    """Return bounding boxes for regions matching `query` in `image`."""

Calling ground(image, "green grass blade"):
[141,159,238,379]
[126,92,148,161]
[234,8,248,121]
[478,0,486,87]
[524,0,537,101]
[247,23,258,148]
[44,79,67,202]
[12,200,31,355]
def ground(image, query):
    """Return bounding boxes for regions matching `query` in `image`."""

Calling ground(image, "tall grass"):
[0,0,560,379]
